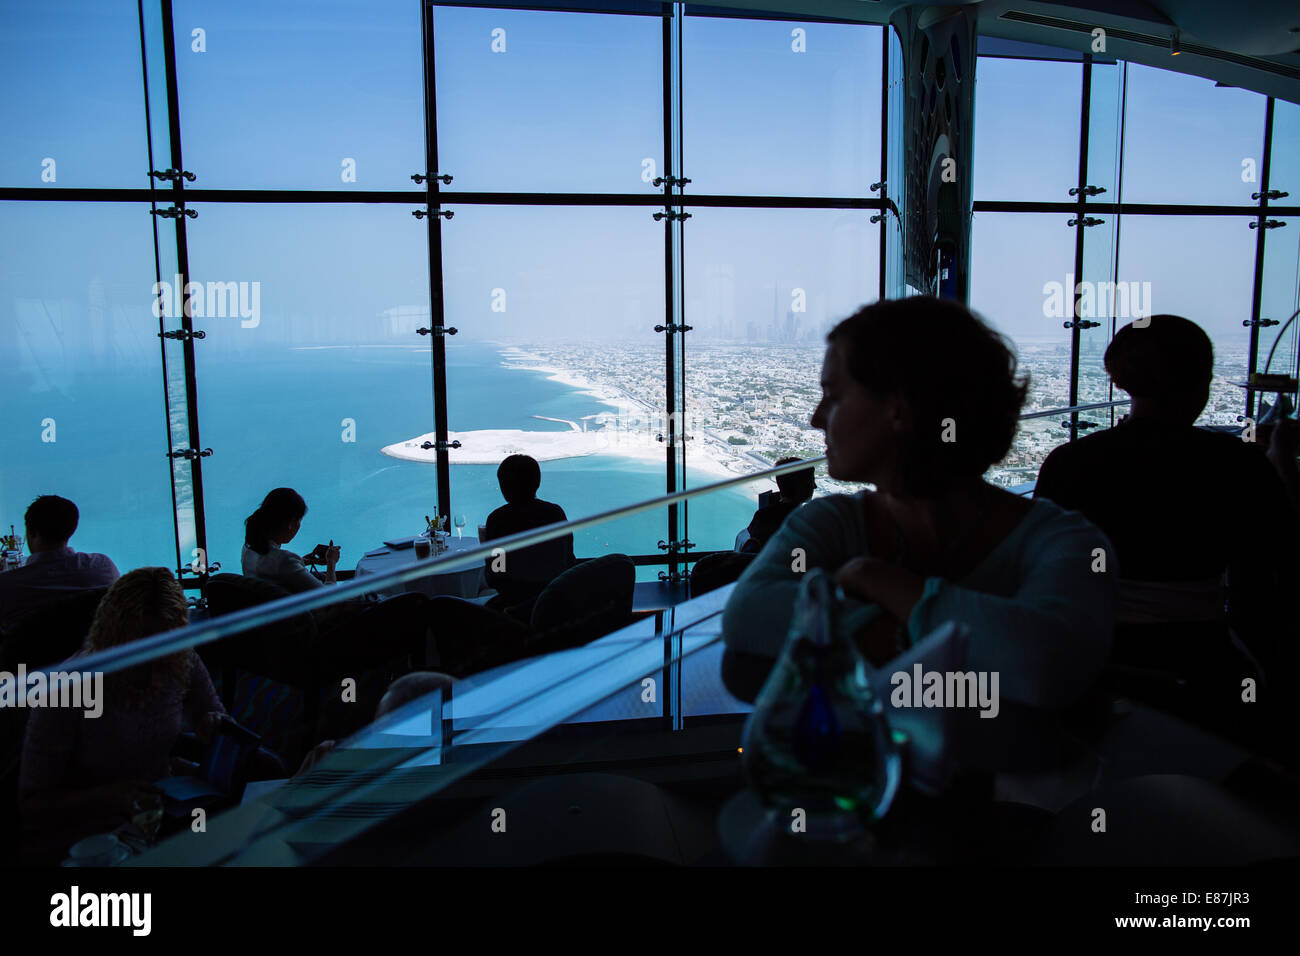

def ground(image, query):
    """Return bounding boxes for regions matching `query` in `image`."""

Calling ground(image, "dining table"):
[354,535,488,600]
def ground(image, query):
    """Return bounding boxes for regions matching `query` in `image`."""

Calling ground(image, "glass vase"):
[741,567,901,841]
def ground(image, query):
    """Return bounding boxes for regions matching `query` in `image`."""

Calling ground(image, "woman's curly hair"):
[85,567,194,707]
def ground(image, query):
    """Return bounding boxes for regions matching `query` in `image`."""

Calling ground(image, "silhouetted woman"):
[20,567,224,849]
[242,488,339,592]
[722,297,1117,711]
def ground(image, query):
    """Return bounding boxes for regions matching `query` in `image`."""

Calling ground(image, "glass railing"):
[129,585,736,866]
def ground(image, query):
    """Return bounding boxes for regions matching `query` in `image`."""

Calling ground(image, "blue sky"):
[1,1,1296,358]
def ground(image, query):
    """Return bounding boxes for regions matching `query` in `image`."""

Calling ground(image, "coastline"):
[380,346,776,496]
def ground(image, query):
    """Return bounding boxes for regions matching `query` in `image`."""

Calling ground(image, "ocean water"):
[2,340,759,580]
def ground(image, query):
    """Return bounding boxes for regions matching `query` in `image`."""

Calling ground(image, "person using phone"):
[242,488,339,592]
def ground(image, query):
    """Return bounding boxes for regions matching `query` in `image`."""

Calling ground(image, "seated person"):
[739,457,816,554]
[0,495,119,632]
[1034,315,1300,727]
[241,488,340,593]
[294,671,456,776]
[481,455,575,613]
[722,297,1117,713]
[19,567,225,849]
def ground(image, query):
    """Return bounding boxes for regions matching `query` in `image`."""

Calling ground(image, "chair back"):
[198,716,264,801]
[202,573,316,678]
[690,552,755,597]
[0,586,108,672]
[530,554,636,653]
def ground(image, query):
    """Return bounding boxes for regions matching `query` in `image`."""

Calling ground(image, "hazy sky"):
[1,0,1296,362]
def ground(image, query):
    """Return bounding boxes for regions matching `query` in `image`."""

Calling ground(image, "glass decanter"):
[741,568,901,841]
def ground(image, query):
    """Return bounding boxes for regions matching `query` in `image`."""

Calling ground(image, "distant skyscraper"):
[704,263,736,341]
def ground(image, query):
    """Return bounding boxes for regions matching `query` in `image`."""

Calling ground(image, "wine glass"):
[132,793,164,847]
[454,514,467,539]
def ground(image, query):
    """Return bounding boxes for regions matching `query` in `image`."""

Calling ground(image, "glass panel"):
[684,208,879,546]
[969,211,1077,485]
[0,0,148,188]
[434,6,662,194]
[135,0,198,575]
[683,17,882,197]
[1270,99,1300,200]
[0,203,177,572]
[1262,104,1300,389]
[883,26,905,299]
[1113,215,1256,426]
[1118,63,1267,207]
[136,593,731,865]
[1258,217,1300,390]
[171,0,424,190]
[151,223,199,576]
[438,205,666,575]
[186,204,435,575]
[972,56,1081,201]
[1075,61,1127,431]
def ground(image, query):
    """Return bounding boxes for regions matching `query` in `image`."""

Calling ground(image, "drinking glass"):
[132,794,164,847]
[454,514,467,539]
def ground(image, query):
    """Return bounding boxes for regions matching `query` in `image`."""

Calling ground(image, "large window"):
[6,3,1296,593]
[972,45,1292,478]
[0,203,179,571]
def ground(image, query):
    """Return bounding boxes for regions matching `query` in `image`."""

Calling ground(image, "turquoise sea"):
[2,341,758,581]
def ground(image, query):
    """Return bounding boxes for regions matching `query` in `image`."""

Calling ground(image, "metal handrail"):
[30,457,825,679]
[1017,398,1130,421]
[35,399,1138,679]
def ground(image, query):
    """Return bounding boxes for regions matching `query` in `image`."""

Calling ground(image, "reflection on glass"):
[1077,215,1121,430]
[435,6,661,193]
[0,1,147,187]
[172,0,424,189]
[1119,63,1266,207]
[973,57,1081,201]
[1085,60,1123,200]
[684,17,882,197]
[185,204,435,572]
[0,204,176,572]
[1270,99,1300,201]
[1258,217,1300,391]
[1115,216,1256,425]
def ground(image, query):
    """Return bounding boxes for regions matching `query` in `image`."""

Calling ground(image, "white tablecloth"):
[354,536,486,600]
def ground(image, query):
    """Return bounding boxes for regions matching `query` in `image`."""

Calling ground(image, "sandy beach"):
[380,347,776,496]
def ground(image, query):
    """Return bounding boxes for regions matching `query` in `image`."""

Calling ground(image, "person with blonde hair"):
[19,567,224,843]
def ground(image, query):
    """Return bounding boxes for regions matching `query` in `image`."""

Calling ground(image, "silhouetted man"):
[1035,315,1299,749]
[481,455,575,613]
[0,496,119,632]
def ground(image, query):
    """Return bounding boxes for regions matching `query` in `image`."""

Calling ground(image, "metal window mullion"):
[1245,96,1276,421]
[1068,56,1092,437]
[160,0,209,586]
[423,1,452,520]
[878,25,888,296]
[659,3,679,597]
[1106,61,1127,429]
[672,2,688,590]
